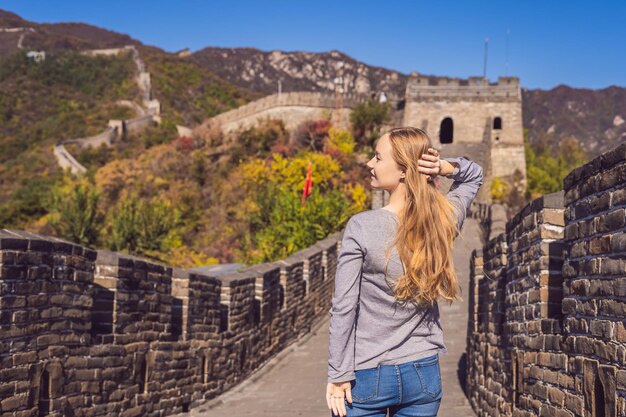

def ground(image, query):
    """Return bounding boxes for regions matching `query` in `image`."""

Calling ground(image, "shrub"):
[50,179,104,247]
[350,98,391,147]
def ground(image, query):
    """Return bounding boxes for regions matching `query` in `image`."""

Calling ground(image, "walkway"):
[177,217,483,417]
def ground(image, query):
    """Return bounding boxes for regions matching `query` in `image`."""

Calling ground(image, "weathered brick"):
[613,187,626,207]
[602,258,626,275]
[589,235,611,255]
[612,232,626,252]
[589,319,613,339]
[598,208,625,232]
[599,299,626,317]
[547,386,565,406]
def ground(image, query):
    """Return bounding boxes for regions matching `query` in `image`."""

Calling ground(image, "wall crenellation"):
[406,74,521,101]
[0,226,343,415]
[196,91,370,135]
[467,142,626,417]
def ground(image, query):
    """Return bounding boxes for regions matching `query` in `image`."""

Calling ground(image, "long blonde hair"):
[382,127,463,307]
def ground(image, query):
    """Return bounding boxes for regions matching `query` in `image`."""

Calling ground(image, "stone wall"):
[0,226,343,416]
[195,91,369,134]
[52,45,160,176]
[123,115,157,135]
[466,142,626,416]
[62,127,119,150]
[52,144,88,175]
[53,114,157,176]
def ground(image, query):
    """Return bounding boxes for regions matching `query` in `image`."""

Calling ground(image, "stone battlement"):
[466,142,626,416]
[406,74,521,101]
[0,224,343,415]
[198,91,369,133]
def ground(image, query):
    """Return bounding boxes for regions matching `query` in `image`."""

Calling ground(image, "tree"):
[51,180,103,247]
[350,98,391,147]
[490,177,509,203]
[236,152,367,264]
[106,193,182,256]
[230,118,287,163]
[292,119,331,152]
[524,136,589,200]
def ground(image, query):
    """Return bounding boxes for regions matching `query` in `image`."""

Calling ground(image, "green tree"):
[0,174,62,228]
[350,98,391,147]
[237,151,364,264]
[107,196,140,252]
[51,181,103,246]
[243,182,350,263]
[191,151,207,186]
[107,194,182,256]
[141,118,179,148]
[525,136,589,199]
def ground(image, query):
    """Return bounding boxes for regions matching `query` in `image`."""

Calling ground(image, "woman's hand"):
[326,381,352,417]
[418,148,442,181]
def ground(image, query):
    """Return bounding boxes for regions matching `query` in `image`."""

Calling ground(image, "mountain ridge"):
[1,8,624,157]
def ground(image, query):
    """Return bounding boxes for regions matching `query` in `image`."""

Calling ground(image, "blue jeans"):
[332,353,443,417]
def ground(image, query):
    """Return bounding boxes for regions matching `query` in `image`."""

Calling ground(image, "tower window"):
[39,369,50,416]
[493,117,502,130]
[440,118,454,144]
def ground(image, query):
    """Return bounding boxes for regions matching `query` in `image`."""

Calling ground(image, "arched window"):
[440,117,453,143]
[219,303,229,332]
[278,285,285,311]
[240,343,247,372]
[594,373,606,416]
[493,117,502,130]
[201,354,207,383]
[138,355,148,394]
[39,369,50,416]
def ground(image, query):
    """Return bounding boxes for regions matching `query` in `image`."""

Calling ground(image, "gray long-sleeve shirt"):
[327,156,484,383]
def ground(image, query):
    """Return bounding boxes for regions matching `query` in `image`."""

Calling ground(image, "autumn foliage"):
[23,117,368,269]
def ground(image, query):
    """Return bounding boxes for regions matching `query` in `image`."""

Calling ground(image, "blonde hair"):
[382,126,463,307]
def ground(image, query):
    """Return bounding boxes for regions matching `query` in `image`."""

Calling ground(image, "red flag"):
[301,162,313,205]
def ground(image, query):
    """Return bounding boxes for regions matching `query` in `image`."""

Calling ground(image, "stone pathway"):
[178,217,482,417]
[437,216,482,417]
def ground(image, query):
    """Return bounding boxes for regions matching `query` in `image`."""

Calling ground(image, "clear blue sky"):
[3,0,625,90]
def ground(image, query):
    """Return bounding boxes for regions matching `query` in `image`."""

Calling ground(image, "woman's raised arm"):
[442,156,484,231]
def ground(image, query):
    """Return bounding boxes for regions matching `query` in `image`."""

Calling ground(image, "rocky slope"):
[522,85,626,156]
[190,47,408,99]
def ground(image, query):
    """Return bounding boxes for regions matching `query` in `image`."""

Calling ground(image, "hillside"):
[0,10,368,271]
[0,9,141,53]
[0,9,259,229]
[0,10,261,126]
[521,85,626,156]
[140,45,263,126]
[190,46,409,99]
[0,48,139,221]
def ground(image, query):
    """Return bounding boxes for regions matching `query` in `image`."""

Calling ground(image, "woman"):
[325,126,483,417]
